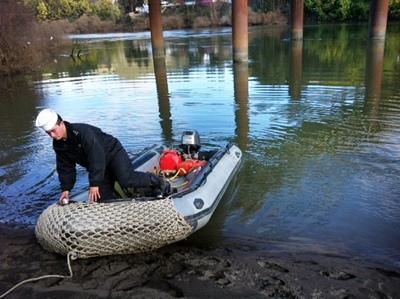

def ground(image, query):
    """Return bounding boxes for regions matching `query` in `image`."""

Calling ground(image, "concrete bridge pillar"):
[290,0,304,40]
[232,0,248,62]
[368,0,389,39]
[149,0,165,58]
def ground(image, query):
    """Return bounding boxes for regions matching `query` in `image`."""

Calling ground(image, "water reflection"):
[364,39,385,111]
[233,62,250,151]
[0,75,42,185]
[1,24,399,266]
[123,39,151,68]
[289,39,303,100]
[154,57,173,141]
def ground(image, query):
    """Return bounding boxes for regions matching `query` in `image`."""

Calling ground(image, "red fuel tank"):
[159,150,182,173]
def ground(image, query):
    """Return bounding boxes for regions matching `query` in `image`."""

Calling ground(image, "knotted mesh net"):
[35,198,192,259]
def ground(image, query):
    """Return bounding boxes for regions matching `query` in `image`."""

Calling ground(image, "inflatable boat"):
[35,131,242,259]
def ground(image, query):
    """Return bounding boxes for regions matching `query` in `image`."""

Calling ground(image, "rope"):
[0,251,76,298]
[168,168,187,181]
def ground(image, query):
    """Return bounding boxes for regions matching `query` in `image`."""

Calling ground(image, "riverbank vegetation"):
[0,1,71,76]
[19,0,400,28]
[1,0,400,76]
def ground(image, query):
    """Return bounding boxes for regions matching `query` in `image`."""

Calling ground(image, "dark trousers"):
[98,148,151,200]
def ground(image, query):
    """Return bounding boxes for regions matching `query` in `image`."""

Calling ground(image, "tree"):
[21,0,122,21]
[117,0,144,14]
[1,0,68,75]
[37,1,48,21]
[304,0,370,22]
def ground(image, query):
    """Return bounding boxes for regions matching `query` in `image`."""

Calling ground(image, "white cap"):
[35,109,58,131]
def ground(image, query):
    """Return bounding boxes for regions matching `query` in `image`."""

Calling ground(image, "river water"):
[0,24,399,267]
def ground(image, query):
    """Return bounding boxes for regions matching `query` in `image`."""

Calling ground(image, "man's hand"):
[59,191,70,205]
[89,186,101,203]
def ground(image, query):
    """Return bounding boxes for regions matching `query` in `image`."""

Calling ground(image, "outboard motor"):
[180,130,201,159]
[159,130,205,176]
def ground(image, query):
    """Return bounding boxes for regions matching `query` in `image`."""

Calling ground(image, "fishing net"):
[35,198,192,259]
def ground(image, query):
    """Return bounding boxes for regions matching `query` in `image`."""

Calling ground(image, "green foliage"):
[37,1,48,21]
[20,0,400,28]
[346,1,369,21]
[234,0,400,23]
[249,0,287,13]
[389,0,400,19]
[304,0,399,22]
[22,0,122,22]
[117,0,143,14]
[94,0,122,21]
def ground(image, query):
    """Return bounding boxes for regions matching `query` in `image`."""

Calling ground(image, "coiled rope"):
[0,251,76,298]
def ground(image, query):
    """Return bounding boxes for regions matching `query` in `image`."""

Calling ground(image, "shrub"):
[71,14,114,33]
[47,19,75,35]
[129,15,150,31]
[0,0,69,76]
[163,15,185,30]
[262,10,287,24]
[248,7,264,25]
[192,16,212,28]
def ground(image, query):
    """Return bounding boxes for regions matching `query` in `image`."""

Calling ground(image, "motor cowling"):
[180,130,201,158]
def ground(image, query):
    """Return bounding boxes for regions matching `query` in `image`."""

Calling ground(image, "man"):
[35,108,169,204]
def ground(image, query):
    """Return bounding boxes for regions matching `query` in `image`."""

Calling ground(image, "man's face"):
[46,122,66,140]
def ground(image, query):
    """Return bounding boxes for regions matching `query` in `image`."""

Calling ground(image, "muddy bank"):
[0,225,399,299]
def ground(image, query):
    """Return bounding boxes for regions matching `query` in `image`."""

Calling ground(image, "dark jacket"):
[53,121,123,192]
